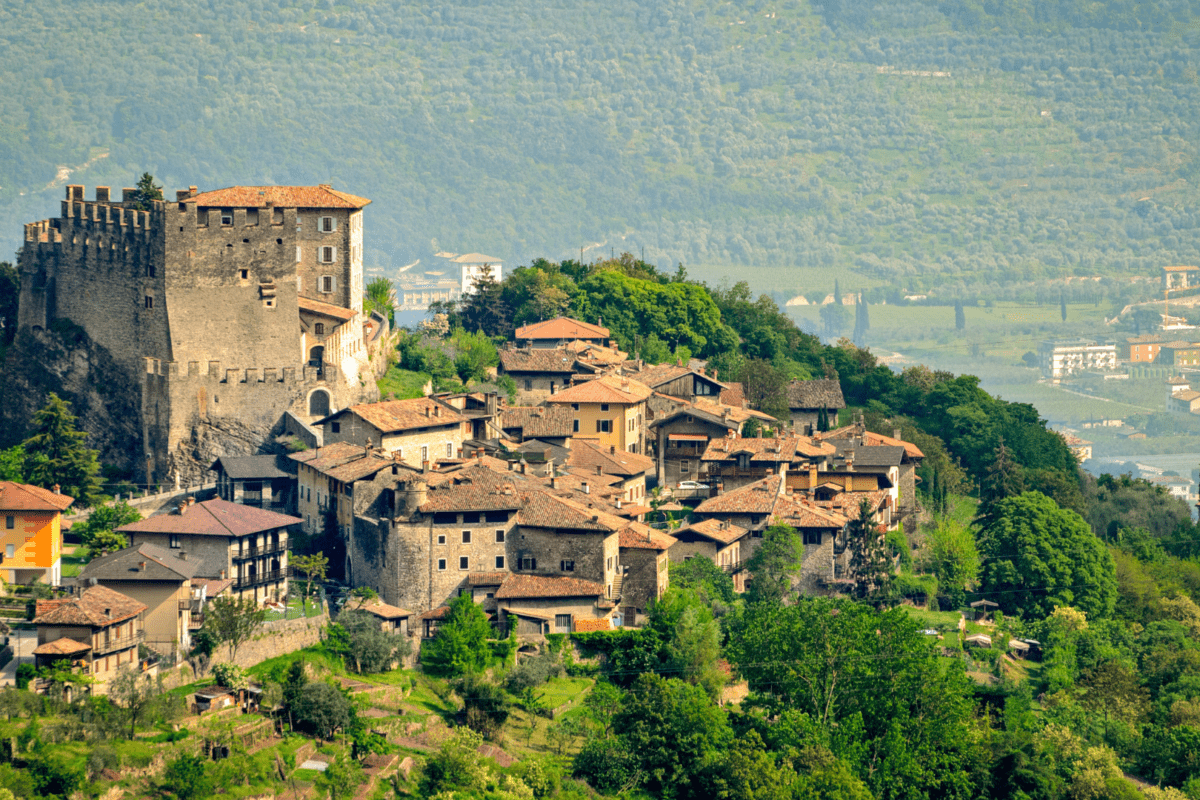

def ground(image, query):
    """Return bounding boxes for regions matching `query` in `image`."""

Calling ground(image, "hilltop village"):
[1,183,1198,800]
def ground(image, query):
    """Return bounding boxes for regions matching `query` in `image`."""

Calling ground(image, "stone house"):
[566,440,654,504]
[0,481,71,586]
[624,363,727,402]
[515,317,611,349]
[118,498,299,604]
[434,391,503,441]
[317,398,468,469]
[816,423,923,526]
[501,406,574,446]
[32,584,147,695]
[699,434,836,492]
[290,442,401,539]
[786,379,846,433]
[617,528,675,625]
[668,518,750,591]
[210,455,297,514]
[498,348,580,405]
[77,542,197,660]
[647,395,774,488]
[546,375,652,454]
[494,574,616,635]
[340,597,411,637]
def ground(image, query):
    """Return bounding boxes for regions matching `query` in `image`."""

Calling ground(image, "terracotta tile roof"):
[565,340,628,364]
[515,317,609,341]
[559,470,624,488]
[648,394,773,427]
[786,379,846,410]
[80,542,200,582]
[625,364,711,390]
[494,574,606,599]
[815,490,890,516]
[516,490,626,532]
[117,498,301,538]
[299,296,358,321]
[201,578,235,597]
[343,598,410,619]
[618,527,676,551]
[34,584,146,627]
[323,398,467,434]
[419,606,453,620]
[0,482,74,512]
[771,496,849,529]
[567,440,654,477]
[701,435,834,463]
[188,185,371,209]
[418,464,538,513]
[694,475,785,516]
[33,637,91,656]
[467,571,509,586]
[545,375,652,406]
[674,518,748,545]
[289,442,397,482]
[817,427,925,459]
[501,406,574,439]
[498,348,578,374]
[720,382,746,408]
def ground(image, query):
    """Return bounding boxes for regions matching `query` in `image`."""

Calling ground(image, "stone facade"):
[16,185,378,485]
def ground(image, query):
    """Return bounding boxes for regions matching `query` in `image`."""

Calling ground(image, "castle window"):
[4,516,12,530]
[319,216,337,233]
[803,531,822,545]
[146,265,155,278]
[521,557,537,570]
[220,210,233,226]
[495,529,505,543]
[320,276,335,293]
[314,323,325,335]
[561,560,574,572]
[239,269,248,280]
[144,296,153,309]
[319,246,337,263]
[331,422,340,433]
[495,556,505,569]
[437,559,446,571]
[459,556,469,570]
[461,530,471,544]
[246,209,258,226]
[276,238,283,245]
[437,534,446,545]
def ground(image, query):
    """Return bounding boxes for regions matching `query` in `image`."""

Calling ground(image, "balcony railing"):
[93,630,144,655]
[233,542,287,561]
[235,569,284,590]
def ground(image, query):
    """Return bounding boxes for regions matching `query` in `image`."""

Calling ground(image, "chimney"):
[610,445,616,455]
[139,561,147,571]
[425,406,431,417]
[219,569,226,579]
[583,482,590,494]
[434,405,441,418]
[845,449,855,472]
[716,481,724,495]
[52,484,61,494]
[712,369,718,380]
[757,428,763,438]
[809,463,818,493]
[616,498,622,509]
[422,460,430,473]
[550,476,558,490]
[596,465,603,476]
[179,551,187,561]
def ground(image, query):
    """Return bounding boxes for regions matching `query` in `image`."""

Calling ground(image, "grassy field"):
[689,263,886,296]
[61,545,89,578]
[985,382,1154,422]
[377,367,430,400]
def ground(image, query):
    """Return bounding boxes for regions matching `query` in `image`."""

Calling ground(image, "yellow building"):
[546,375,652,454]
[0,481,72,586]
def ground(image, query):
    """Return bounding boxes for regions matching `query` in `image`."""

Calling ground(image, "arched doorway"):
[308,389,330,417]
[308,345,325,379]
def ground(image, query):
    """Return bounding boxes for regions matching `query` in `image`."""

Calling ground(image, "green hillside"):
[1,0,1198,295]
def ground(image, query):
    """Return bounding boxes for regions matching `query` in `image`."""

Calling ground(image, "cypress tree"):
[1061,291,1068,322]
[954,299,966,331]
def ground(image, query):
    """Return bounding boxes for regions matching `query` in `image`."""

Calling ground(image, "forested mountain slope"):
[1,0,1198,292]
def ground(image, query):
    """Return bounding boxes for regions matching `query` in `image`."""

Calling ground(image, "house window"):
[320,275,335,293]
[434,512,457,524]
[521,557,537,570]
[220,210,233,226]
[331,422,341,433]
[421,446,429,463]
[437,534,446,545]
[447,443,454,458]
[4,545,12,559]
[319,246,337,263]
[319,216,336,233]
[560,560,575,572]
[314,323,325,335]
[681,461,690,474]
[597,420,612,433]
[462,530,472,544]
[438,559,447,571]
[601,404,609,412]
[495,529,505,543]
[554,614,571,632]
[606,557,612,571]
[573,420,580,433]
[485,510,508,523]
[571,404,579,411]
[144,295,153,309]
[4,516,12,529]
[169,534,181,549]
[495,555,505,569]
[803,530,822,545]
[524,379,533,391]
[459,556,469,570]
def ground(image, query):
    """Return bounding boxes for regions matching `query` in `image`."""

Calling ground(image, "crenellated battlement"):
[142,357,326,386]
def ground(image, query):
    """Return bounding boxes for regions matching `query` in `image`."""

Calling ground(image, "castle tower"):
[16,184,380,485]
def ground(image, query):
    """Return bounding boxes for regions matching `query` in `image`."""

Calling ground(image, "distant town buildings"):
[1038,339,1117,381]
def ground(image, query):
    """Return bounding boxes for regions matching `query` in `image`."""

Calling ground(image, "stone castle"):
[16,183,384,485]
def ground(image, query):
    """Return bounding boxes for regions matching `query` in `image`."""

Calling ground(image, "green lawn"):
[264,595,326,622]
[377,367,431,400]
[538,676,594,710]
[61,546,90,578]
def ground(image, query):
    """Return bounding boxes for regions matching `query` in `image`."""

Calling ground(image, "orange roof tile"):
[515,317,610,341]
[188,185,371,209]
[0,482,74,512]
[618,528,677,551]
[34,585,146,627]
[326,398,468,434]
[343,598,410,619]
[117,498,301,538]
[495,574,606,599]
[299,296,357,321]
[33,637,91,656]
[545,375,652,406]
[568,440,654,477]
[674,518,748,545]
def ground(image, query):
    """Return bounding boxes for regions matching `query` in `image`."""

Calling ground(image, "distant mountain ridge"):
[0,0,1198,293]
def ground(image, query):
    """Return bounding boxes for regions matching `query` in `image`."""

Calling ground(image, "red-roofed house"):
[33,584,148,695]
[617,527,676,624]
[515,317,610,348]
[0,481,73,586]
[546,375,652,454]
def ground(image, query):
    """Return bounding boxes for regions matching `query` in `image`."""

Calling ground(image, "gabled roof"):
[33,637,91,656]
[545,375,652,406]
[343,598,410,619]
[209,454,295,481]
[515,317,609,341]
[626,364,726,392]
[827,442,907,468]
[494,574,606,600]
[299,296,358,322]
[567,440,654,478]
[786,379,846,410]
[497,348,579,374]
[319,398,467,434]
[289,442,399,483]
[673,518,748,545]
[817,426,925,460]
[188,185,371,209]
[117,498,301,538]
[618,528,677,551]
[771,496,849,529]
[79,542,199,582]
[720,382,746,408]
[418,464,527,513]
[516,490,627,532]
[0,482,74,513]
[34,585,146,627]
[501,406,575,439]
[467,571,509,587]
[701,435,835,463]
[694,475,785,516]
[451,253,502,264]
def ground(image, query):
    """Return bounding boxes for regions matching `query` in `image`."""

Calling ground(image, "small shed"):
[194,686,238,713]
[963,633,993,649]
[969,599,999,621]
[1015,638,1043,661]
[1007,639,1030,658]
